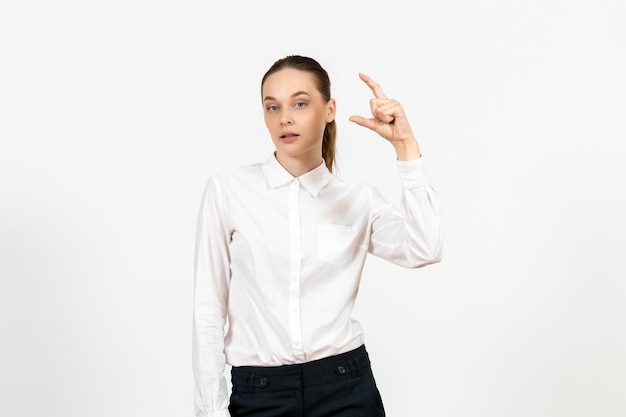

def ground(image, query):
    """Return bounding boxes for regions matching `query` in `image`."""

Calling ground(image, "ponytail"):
[322,120,337,173]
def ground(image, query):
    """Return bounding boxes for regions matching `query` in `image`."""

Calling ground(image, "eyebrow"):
[263,91,311,102]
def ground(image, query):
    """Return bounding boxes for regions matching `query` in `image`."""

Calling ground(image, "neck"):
[275,152,323,177]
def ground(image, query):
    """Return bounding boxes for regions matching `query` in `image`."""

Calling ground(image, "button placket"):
[288,179,304,361]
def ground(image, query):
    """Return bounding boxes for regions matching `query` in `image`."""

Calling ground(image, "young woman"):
[193,55,443,417]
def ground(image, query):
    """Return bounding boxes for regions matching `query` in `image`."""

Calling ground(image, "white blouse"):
[193,154,444,417]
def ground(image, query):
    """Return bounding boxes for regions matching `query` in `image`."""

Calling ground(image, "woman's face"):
[262,68,335,166]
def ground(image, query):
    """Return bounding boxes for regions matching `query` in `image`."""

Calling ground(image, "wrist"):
[392,138,421,160]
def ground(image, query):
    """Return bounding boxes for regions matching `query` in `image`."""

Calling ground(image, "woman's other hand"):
[349,73,422,160]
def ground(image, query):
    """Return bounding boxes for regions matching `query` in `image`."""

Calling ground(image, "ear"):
[325,98,336,123]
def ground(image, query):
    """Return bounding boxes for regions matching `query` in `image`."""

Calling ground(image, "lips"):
[279,132,299,143]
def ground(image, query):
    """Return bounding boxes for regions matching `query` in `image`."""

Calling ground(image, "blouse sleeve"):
[368,157,444,268]
[192,177,232,417]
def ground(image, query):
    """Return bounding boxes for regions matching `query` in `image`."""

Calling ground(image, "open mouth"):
[280,132,299,143]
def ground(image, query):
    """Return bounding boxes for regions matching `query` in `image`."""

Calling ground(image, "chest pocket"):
[317,224,359,266]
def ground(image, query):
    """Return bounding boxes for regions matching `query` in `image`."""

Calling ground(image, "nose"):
[280,109,294,126]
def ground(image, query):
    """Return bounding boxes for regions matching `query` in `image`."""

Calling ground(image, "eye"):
[295,101,306,108]
[266,104,279,112]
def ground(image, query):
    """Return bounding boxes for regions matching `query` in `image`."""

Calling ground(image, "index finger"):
[358,72,387,99]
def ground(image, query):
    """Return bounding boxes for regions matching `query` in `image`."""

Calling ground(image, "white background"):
[1,1,625,416]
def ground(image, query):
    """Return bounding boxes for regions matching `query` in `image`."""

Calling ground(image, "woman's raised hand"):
[349,73,421,160]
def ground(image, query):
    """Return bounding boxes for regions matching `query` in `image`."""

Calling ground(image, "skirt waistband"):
[230,345,371,393]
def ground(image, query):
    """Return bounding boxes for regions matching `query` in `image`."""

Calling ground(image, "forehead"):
[262,68,319,98]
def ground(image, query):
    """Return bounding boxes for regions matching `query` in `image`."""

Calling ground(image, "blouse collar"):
[262,153,333,197]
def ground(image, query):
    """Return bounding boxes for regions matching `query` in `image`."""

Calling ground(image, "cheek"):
[308,120,326,141]
[314,114,329,132]
[264,113,277,128]
[303,109,324,126]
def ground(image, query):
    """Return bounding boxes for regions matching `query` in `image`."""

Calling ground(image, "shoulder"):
[330,175,379,195]
[197,162,264,205]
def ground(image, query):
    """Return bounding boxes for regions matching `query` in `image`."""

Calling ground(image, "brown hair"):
[261,55,337,173]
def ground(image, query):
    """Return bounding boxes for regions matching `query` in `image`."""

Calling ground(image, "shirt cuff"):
[206,409,230,417]
[396,157,430,190]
